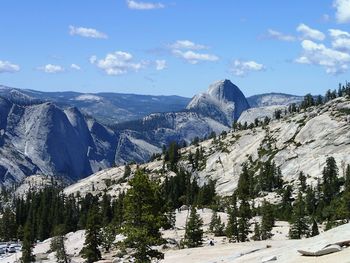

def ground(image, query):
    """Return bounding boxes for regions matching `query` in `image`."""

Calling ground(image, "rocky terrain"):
[63,96,350,198]
[0,80,254,186]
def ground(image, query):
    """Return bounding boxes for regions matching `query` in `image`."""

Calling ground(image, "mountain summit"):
[187,79,249,125]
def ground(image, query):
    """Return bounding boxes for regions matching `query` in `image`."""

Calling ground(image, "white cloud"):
[230,60,265,77]
[169,40,217,64]
[69,26,108,39]
[333,0,350,23]
[0,60,20,73]
[126,0,164,10]
[38,64,65,74]
[329,29,350,51]
[155,60,166,70]
[297,23,325,41]
[169,40,208,50]
[266,29,296,42]
[295,39,350,74]
[172,50,218,64]
[90,51,146,75]
[70,64,81,70]
[329,29,350,38]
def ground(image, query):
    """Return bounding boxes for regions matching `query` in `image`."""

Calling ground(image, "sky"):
[0,0,350,97]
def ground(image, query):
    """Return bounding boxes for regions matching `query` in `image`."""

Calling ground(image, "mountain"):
[187,79,250,125]
[0,85,190,124]
[0,80,248,186]
[247,92,303,108]
[0,97,117,186]
[65,96,350,197]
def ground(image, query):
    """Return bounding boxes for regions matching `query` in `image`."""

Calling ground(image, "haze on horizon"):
[0,0,350,97]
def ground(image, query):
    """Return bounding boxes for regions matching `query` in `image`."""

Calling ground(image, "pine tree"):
[280,185,293,221]
[260,200,275,240]
[184,207,203,248]
[238,198,251,242]
[50,225,70,263]
[81,207,102,263]
[252,222,261,241]
[322,157,340,205]
[225,195,239,242]
[122,171,165,262]
[237,163,252,200]
[310,219,319,237]
[21,223,35,263]
[289,193,309,239]
[101,224,116,253]
[298,171,307,192]
[345,164,350,191]
[305,186,317,216]
[209,211,224,236]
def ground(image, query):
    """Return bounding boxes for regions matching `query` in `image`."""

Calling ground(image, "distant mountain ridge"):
[247,92,303,108]
[0,85,191,124]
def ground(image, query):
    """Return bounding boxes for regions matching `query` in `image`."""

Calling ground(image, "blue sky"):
[0,0,350,97]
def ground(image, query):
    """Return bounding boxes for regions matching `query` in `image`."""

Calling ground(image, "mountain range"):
[0,80,304,186]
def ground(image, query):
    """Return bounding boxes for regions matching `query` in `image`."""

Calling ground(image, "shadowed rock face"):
[0,98,117,186]
[0,80,251,186]
[187,79,250,125]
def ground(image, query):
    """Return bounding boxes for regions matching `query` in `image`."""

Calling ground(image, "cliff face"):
[187,79,250,125]
[0,98,117,186]
[64,97,350,198]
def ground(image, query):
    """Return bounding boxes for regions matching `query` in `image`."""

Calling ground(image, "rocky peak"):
[187,79,250,125]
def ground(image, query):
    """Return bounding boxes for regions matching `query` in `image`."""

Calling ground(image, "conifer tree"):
[81,207,102,263]
[50,225,70,263]
[225,195,239,242]
[261,200,275,240]
[122,171,165,262]
[310,219,319,237]
[209,211,225,236]
[252,222,261,241]
[101,224,116,253]
[280,185,293,220]
[238,198,251,242]
[322,157,340,205]
[184,207,203,248]
[298,171,307,192]
[345,164,350,191]
[289,193,309,239]
[21,223,35,263]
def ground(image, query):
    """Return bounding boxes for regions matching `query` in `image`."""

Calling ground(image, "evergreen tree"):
[237,163,252,200]
[50,225,70,263]
[122,171,165,262]
[184,207,203,248]
[289,193,309,239]
[310,219,319,237]
[345,164,350,191]
[21,223,35,263]
[209,211,224,236]
[252,222,261,241]
[298,171,307,192]
[81,207,102,263]
[101,224,116,253]
[322,157,340,205]
[225,195,239,242]
[260,201,275,240]
[280,185,293,221]
[305,187,317,216]
[0,207,16,241]
[238,198,251,242]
